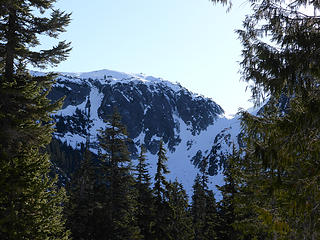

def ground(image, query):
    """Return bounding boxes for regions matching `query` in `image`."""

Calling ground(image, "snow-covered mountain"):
[41,69,242,196]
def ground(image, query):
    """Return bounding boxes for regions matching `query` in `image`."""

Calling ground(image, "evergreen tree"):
[152,143,195,240]
[48,138,83,177]
[135,145,155,240]
[192,174,207,240]
[152,140,171,240]
[166,179,194,240]
[154,140,170,202]
[232,0,320,238]
[216,146,242,240]
[97,109,141,240]
[67,147,96,240]
[66,96,97,240]
[0,0,71,239]
[191,157,219,240]
[207,0,320,238]
[203,190,219,240]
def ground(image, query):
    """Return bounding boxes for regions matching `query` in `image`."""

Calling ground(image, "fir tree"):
[206,0,320,238]
[97,109,141,240]
[0,0,71,239]
[67,147,96,240]
[154,140,170,202]
[216,146,241,240]
[233,0,320,238]
[166,179,194,240]
[191,157,219,240]
[152,140,171,240]
[135,145,155,240]
[66,96,97,240]
[192,174,207,240]
[203,190,219,240]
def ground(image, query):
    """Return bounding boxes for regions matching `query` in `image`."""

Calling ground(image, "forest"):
[1,0,320,239]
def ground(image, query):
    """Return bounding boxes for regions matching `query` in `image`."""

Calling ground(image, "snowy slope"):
[42,69,243,198]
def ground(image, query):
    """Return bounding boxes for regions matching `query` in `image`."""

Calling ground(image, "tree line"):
[1,0,320,239]
[65,107,228,240]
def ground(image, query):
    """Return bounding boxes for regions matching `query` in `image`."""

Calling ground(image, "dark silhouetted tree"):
[97,109,141,240]
[0,0,71,239]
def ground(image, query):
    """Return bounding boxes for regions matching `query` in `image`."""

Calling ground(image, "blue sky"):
[41,0,253,116]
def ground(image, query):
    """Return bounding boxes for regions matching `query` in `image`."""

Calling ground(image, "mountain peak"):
[44,68,239,196]
[61,69,184,92]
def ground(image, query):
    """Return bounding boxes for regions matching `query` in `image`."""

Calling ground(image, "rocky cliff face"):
[40,69,241,194]
[47,70,225,152]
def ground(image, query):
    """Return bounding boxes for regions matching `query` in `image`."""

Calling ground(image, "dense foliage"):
[0,0,71,239]
[2,0,319,239]
[237,1,320,239]
[211,0,320,239]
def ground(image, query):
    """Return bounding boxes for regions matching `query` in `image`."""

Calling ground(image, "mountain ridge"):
[42,68,241,196]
